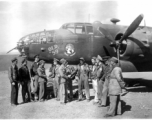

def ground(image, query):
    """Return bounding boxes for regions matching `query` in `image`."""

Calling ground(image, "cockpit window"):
[66,24,75,33]
[86,26,93,34]
[75,25,85,34]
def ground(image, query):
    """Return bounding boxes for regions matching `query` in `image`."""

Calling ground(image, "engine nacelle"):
[115,32,144,59]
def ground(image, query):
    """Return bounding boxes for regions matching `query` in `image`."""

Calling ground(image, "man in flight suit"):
[104,57,125,117]
[59,58,69,105]
[90,57,99,104]
[77,57,90,102]
[30,54,40,101]
[53,58,60,101]
[8,57,19,106]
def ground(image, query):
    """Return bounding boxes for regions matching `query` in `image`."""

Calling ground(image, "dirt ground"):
[1,71,152,119]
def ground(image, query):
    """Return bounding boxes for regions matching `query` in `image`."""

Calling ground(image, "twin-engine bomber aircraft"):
[7,14,152,74]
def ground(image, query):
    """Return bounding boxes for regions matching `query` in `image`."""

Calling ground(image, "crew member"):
[8,57,19,106]
[48,63,55,98]
[77,57,90,102]
[66,65,77,101]
[37,60,47,102]
[53,58,60,101]
[98,58,112,107]
[90,57,98,104]
[59,58,69,104]
[30,54,40,101]
[96,55,105,105]
[19,58,31,103]
[104,57,125,117]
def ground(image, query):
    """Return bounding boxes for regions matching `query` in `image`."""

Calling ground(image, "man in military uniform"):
[104,57,125,117]
[66,65,77,101]
[53,58,60,101]
[8,57,19,106]
[98,58,112,107]
[90,57,99,104]
[19,59,31,103]
[77,57,90,102]
[30,54,40,101]
[37,60,47,102]
[59,58,69,105]
[96,55,106,105]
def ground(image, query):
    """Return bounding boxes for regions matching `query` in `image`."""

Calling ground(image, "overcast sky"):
[0,0,152,54]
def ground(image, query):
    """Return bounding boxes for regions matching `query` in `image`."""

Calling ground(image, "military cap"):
[39,60,45,65]
[34,54,39,59]
[21,58,27,64]
[60,58,67,64]
[79,57,85,61]
[53,58,59,62]
[11,57,17,63]
[110,57,118,63]
[96,55,104,61]
[91,57,96,60]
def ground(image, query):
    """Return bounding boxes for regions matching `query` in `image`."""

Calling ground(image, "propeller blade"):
[7,47,17,53]
[98,27,116,43]
[119,14,144,43]
[103,46,111,57]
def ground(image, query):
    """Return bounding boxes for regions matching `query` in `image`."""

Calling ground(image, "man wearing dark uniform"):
[53,58,60,101]
[59,59,69,105]
[8,57,19,106]
[19,59,31,103]
[104,57,125,117]
[37,60,47,102]
[30,55,40,101]
[77,57,90,102]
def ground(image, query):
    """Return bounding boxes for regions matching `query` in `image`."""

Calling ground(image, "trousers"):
[106,95,121,116]
[101,78,109,106]
[92,79,98,102]
[60,83,67,103]
[78,74,90,100]
[53,76,60,99]
[97,80,104,104]
[21,81,31,102]
[39,82,46,100]
[67,79,73,99]
[33,75,39,96]
[11,82,18,105]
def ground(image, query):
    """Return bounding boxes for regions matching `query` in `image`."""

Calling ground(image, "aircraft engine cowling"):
[115,32,144,59]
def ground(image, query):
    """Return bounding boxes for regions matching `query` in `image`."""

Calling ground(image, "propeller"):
[98,27,116,44]
[110,14,144,66]
[7,47,17,53]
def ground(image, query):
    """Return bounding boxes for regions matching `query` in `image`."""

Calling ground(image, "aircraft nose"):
[17,42,29,57]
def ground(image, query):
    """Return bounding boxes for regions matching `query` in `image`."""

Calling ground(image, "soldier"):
[48,63,55,98]
[59,58,69,105]
[19,58,31,103]
[96,55,106,105]
[104,57,125,117]
[30,54,40,101]
[8,57,19,106]
[98,58,112,107]
[77,57,90,102]
[90,57,99,104]
[37,60,47,102]
[66,65,77,101]
[53,58,60,101]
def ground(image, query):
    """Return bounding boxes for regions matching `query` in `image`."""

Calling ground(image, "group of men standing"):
[8,54,127,117]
